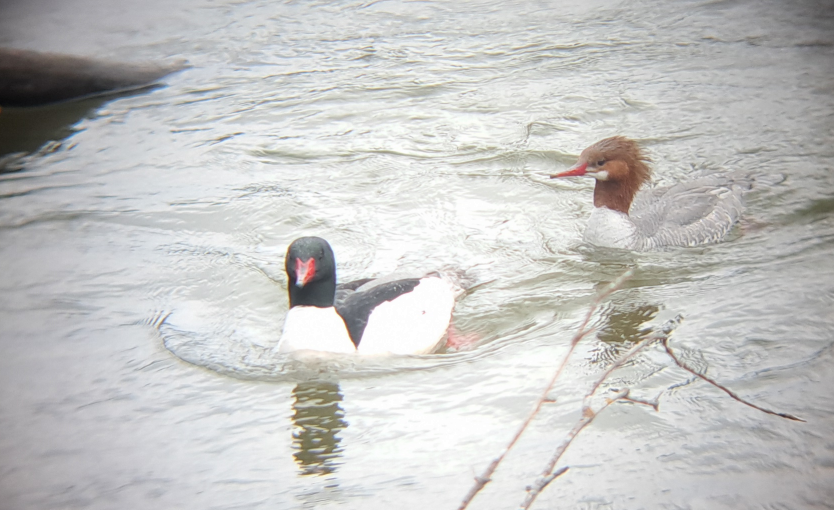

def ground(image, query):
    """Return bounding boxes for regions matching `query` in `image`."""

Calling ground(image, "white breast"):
[276,306,356,354]
[584,207,639,250]
[357,277,455,355]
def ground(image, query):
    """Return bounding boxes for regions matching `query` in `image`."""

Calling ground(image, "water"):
[1,0,833,508]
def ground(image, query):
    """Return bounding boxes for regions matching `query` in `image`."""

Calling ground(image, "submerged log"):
[0,47,186,107]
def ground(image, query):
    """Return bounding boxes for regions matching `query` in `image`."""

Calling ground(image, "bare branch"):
[519,389,629,509]
[456,269,633,510]
[459,263,802,510]
[621,394,660,411]
[519,315,682,509]
[661,338,805,422]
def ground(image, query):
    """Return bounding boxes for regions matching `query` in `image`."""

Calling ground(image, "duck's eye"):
[596,159,606,167]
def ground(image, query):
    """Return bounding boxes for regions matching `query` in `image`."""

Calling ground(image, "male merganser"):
[551,136,748,250]
[275,236,456,355]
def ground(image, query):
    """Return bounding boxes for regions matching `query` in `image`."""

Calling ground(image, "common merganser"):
[275,236,456,355]
[551,136,748,250]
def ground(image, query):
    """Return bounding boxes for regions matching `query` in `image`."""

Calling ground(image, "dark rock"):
[0,47,186,107]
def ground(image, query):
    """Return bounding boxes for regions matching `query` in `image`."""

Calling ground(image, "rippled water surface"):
[2,0,833,508]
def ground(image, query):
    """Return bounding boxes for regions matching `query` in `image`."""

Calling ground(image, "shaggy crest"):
[584,136,652,213]
[585,136,652,185]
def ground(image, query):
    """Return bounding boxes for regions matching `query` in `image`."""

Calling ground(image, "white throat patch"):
[589,170,609,181]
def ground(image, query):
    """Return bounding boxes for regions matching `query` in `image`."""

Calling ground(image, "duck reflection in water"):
[291,381,348,476]
[590,302,661,366]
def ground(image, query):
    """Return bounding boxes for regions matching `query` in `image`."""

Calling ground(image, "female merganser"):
[275,236,456,355]
[551,136,748,250]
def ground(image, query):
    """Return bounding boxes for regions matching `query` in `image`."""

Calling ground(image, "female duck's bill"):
[276,236,457,355]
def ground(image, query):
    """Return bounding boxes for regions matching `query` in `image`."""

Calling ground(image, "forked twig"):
[519,313,805,508]
[457,270,633,510]
[457,263,804,510]
[661,338,805,422]
[520,321,676,509]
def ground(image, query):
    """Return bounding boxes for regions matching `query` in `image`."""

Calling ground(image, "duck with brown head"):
[552,136,749,250]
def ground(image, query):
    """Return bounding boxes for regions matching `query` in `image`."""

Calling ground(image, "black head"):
[285,236,337,308]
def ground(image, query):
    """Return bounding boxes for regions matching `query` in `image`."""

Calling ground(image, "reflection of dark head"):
[591,303,659,367]
[291,381,348,476]
[597,304,659,345]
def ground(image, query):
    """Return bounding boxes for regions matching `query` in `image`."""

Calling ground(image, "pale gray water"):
[1,0,833,509]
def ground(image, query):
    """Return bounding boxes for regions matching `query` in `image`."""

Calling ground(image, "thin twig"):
[621,395,660,411]
[457,269,633,510]
[460,275,804,510]
[661,338,805,422]
[519,323,672,510]
[519,388,629,510]
[520,313,804,509]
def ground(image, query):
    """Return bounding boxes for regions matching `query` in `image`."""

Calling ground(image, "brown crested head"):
[552,136,652,214]
[580,136,651,184]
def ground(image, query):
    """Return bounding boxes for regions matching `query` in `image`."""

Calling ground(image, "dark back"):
[336,278,421,346]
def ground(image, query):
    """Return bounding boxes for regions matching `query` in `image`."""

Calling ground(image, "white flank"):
[276,306,356,354]
[357,277,455,355]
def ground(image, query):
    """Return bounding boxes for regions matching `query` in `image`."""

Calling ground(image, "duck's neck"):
[289,278,336,308]
[593,179,641,214]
